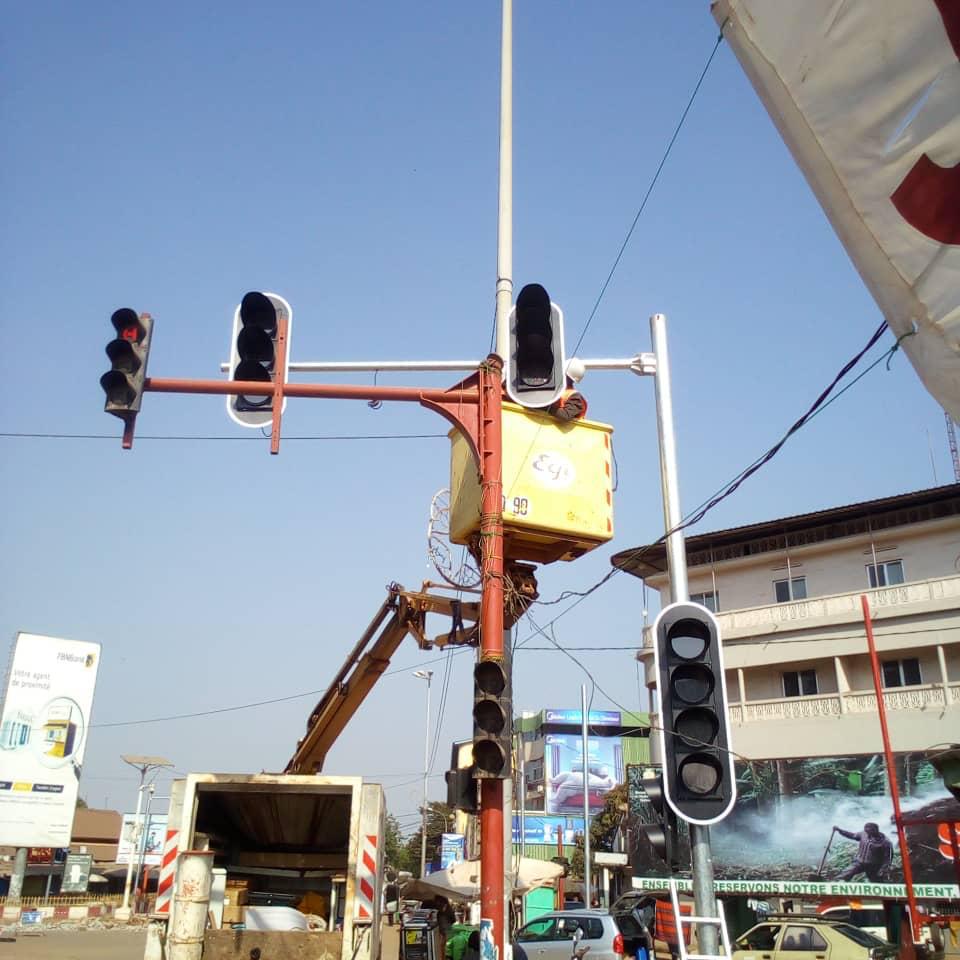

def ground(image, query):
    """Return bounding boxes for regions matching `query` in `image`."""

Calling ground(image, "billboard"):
[0,633,101,847]
[544,709,621,727]
[117,812,167,866]
[544,733,622,815]
[629,754,960,898]
[440,833,465,869]
[512,814,585,846]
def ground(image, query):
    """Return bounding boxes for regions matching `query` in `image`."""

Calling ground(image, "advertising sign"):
[117,812,167,866]
[713,0,960,421]
[544,733,622,815]
[60,852,93,893]
[440,833,465,869]
[512,814,585,846]
[628,753,960,896]
[544,708,620,727]
[0,633,101,847]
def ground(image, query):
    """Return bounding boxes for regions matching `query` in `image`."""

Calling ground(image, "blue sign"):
[440,833,465,869]
[544,708,621,726]
[512,814,584,845]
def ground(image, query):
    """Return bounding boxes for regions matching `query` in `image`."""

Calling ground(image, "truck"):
[147,772,385,960]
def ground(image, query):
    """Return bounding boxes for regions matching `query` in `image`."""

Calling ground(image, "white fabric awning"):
[401,856,564,903]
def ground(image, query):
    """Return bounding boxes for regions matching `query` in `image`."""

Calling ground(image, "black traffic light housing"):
[505,283,567,409]
[635,774,682,872]
[227,291,293,427]
[100,309,153,419]
[472,654,512,779]
[653,601,736,825]
[446,741,479,813]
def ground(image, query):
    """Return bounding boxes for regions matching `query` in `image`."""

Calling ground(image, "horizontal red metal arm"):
[144,377,479,405]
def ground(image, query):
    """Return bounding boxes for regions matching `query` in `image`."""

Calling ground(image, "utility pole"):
[650,313,719,955]
[414,670,434,878]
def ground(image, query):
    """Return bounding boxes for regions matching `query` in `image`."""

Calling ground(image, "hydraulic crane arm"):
[285,583,480,774]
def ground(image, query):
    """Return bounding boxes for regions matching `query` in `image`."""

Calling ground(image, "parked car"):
[513,910,625,960]
[818,905,887,941]
[732,915,897,960]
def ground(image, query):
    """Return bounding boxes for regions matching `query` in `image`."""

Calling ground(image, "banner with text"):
[0,633,101,847]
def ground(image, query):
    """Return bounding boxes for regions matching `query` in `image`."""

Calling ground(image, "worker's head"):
[864,822,880,836]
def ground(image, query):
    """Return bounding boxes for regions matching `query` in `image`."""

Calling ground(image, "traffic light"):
[505,283,566,408]
[227,291,293,427]
[635,774,681,872]
[472,655,511,778]
[446,740,479,813]
[653,601,736,825]
[100,309,153,419]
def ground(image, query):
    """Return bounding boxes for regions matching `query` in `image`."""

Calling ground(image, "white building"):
[614,483,960,763]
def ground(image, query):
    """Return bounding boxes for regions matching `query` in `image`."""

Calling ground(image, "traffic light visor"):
[105,339,141,374]
[473,739,506,775]
[675,707,719,747]
[515,284,554,389]
[679,756,722,795]
[240,291,278,334]
[475,660,506,696]
[474,699,507,735]
[100,370,136,406]
[667,619,709,659]
[110,308,144,342]
[670,664,715,704]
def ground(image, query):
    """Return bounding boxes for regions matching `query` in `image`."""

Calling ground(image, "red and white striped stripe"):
[153,829,180,916]
[355,833,377,921]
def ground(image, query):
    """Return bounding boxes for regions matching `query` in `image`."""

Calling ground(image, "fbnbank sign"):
[0,633,101,847]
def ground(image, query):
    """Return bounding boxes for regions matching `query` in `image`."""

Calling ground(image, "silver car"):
[513,910,625,960]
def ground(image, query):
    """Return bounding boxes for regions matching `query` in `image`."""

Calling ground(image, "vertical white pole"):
[420,673,432,878]
[494,0,514,359]
[651,313,719,955]
[120,772,146,916]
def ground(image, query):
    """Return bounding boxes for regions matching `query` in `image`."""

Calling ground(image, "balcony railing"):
[727,681,960,724]
[640,574,960,648]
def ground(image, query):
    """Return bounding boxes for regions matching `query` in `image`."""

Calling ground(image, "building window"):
[783,669,818,697]
[690,590,719,613]
[882,657,922,688]
[867,559,905,588]
[774,577,807,603]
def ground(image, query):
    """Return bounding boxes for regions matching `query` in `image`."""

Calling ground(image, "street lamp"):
[117,754,173,922]
[413,670,434,878]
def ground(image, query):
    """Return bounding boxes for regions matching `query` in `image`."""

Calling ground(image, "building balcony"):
[640,574,960,649]
[728,680,960,723]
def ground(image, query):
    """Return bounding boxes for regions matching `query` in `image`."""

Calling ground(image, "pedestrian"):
[833,822,893,882]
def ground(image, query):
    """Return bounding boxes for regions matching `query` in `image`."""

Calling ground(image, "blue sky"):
[0,3,952,836]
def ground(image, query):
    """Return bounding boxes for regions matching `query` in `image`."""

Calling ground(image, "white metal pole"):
[134,783,156,911]
[417,671,433,877]
[494,0,513,359]
[581,685,591,907]
[120,772,145,914]
[650,313,718,955]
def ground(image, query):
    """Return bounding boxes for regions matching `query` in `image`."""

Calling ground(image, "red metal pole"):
[861,594,921,942]
[145,376,477,405]
[478,356,505,958]
[269,314,289,455]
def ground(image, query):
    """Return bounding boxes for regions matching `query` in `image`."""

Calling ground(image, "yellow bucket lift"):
[448,403,614,564]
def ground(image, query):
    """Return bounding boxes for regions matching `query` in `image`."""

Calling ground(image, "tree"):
[384,813,415,877]
[570,784,628,881]
[404,800,455,878]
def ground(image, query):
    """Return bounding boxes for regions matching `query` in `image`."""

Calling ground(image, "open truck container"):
[155,773,384,960]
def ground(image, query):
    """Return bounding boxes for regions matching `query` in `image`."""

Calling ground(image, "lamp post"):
[413,670,434,878]
[117,754,173,922]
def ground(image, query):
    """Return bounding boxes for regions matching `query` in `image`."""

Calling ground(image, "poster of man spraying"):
[830,822,894,882]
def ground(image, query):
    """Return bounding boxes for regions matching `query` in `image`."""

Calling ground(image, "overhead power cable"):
[572,31,724,354]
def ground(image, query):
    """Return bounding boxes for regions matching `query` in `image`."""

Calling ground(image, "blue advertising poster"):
[440,833,465,869]
[544,708,621,727]
[544,733,622,815]
[512,814,585,845]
